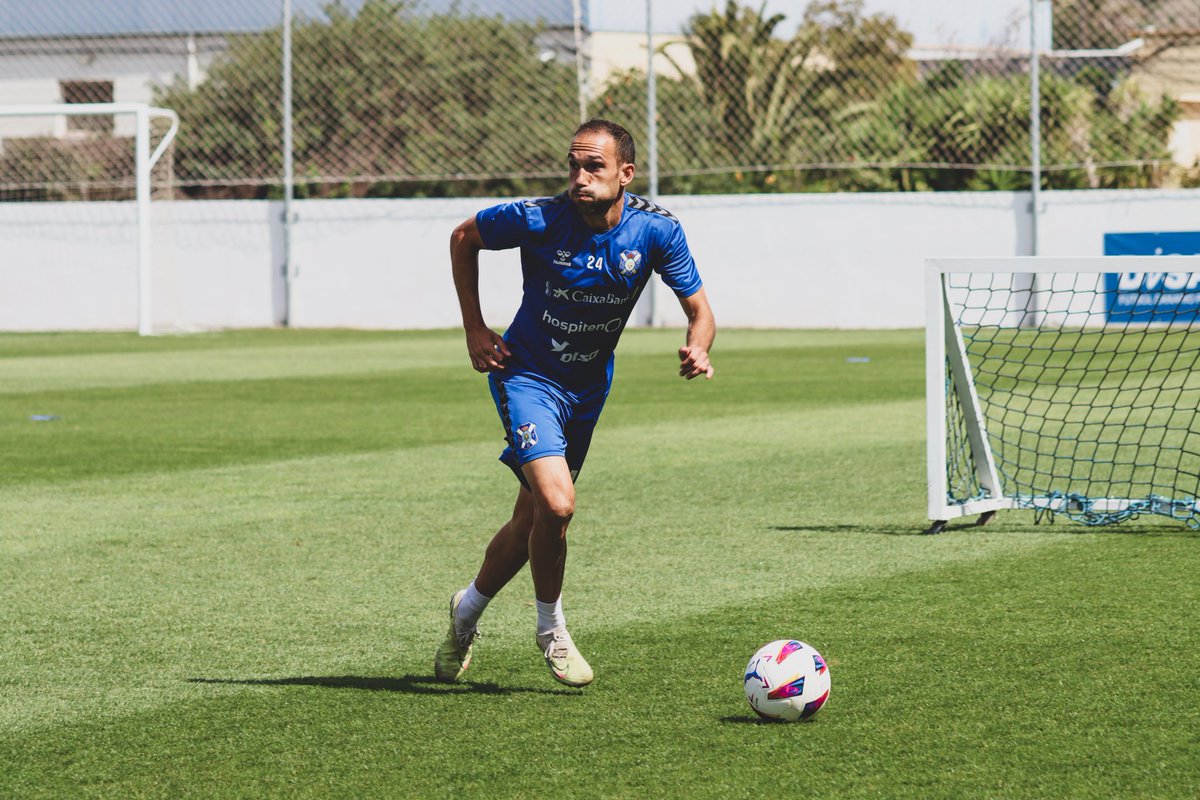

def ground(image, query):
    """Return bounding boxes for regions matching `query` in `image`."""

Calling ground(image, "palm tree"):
[662,0,915,173]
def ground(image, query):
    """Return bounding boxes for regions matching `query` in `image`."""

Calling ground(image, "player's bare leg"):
[435,489,534,682]
[522,456,593,687]
[474,487,536,597]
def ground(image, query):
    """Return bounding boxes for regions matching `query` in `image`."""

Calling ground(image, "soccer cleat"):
[537,626,593,687]
[434,589,479,683]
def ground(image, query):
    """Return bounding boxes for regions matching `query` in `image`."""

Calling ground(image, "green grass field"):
[1,329,1197,798]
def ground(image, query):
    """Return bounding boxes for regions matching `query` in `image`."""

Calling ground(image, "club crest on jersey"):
[515,422,538,450]
[618,250,642,277]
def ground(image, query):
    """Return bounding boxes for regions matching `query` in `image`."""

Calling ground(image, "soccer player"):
[435,118,715,687]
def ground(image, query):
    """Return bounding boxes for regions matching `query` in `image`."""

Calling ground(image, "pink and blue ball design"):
[744,639,831,721]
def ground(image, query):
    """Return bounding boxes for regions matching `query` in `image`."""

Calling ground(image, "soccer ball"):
[743,639,831,722]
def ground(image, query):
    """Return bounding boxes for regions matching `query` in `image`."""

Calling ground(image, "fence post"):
[646,0,661,326]
[1029,0,1042,257]
[573,0,587,123]
[281,0,295,327]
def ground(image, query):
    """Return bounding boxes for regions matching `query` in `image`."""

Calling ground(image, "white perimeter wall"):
[0,188,1197,331]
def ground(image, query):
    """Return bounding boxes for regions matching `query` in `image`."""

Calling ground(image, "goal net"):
[927,256,1200,531]
[0,103,178,335]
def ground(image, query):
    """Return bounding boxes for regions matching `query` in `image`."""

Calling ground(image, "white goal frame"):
[926,255,1200,528]
[0,103,179,335]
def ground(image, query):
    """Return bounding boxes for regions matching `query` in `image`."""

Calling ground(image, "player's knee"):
[536,489,575,525]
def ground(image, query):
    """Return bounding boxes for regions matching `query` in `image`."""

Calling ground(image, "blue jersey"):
[476,192,702,389]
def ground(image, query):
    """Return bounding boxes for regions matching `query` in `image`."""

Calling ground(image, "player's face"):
[567,132,633,213]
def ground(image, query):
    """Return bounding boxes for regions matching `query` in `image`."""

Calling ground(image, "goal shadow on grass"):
[770,524,922,537]
[188,674,580,696]
[773,521,1199,538]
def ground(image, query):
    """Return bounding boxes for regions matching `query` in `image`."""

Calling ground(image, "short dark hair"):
[573,118,636,165]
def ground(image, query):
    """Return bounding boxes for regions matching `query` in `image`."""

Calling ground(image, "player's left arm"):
[677,287,715,380]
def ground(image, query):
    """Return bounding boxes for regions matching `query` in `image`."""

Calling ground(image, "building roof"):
[0,0,580,39]
[8,0,1194,44]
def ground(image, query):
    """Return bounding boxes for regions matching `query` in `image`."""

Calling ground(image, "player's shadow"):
[188,674,579,696]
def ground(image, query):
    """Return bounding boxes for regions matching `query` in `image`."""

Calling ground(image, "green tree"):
[0,136,134,202]
[154,0,579,198]
[838,69,1178,191]
[667,1,797,166]
[604,0,1179,194]
[648,0,914,191]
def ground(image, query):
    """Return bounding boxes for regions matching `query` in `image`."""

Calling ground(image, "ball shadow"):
[719,713,817,725]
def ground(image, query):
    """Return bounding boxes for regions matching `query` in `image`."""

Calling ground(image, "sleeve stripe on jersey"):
[626,194,679,222]
[524,192,570,208]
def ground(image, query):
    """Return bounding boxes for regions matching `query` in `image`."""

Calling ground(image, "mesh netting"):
[945,374,991,506]
[1,1,1197,199]
[944,270,1200,527]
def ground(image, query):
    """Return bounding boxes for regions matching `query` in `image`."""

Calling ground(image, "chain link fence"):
[0,0,1198,200]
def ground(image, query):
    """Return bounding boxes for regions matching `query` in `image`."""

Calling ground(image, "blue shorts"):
[489,372,610,489]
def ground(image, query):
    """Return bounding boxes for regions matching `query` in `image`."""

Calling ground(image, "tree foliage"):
[835,68,1178,191]
[0,136,135,202]
[653,0,914,189]
[141,0,1184,197]
[618,0,1181,193]
[154,0,577,198]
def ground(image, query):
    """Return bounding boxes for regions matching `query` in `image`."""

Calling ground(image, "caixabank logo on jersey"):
[1104,231,1200,322]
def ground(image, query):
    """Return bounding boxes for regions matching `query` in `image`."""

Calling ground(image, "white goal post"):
[927,256,1200,532]
[0,103,179,335]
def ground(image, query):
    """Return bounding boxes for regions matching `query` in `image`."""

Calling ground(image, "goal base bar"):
[930,497,1200,525]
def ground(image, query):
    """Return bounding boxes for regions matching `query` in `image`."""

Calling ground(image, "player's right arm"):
[678,286,716,380]
[450,215,512,373]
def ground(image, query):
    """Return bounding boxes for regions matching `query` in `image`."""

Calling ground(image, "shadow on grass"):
[773,521,1199,538]
[188,674,580,696]
[719,714,815,725]
[770,524,923,537]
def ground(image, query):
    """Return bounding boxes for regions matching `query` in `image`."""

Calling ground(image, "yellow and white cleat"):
[434,590,479,683]
[537,626,593,687]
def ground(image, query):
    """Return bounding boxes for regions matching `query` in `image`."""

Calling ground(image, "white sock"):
[535,596,565,636]
[455,581,492,629]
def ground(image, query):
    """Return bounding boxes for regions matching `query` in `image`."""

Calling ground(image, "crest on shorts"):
[618,250,642,277]
[515,422,538,450]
